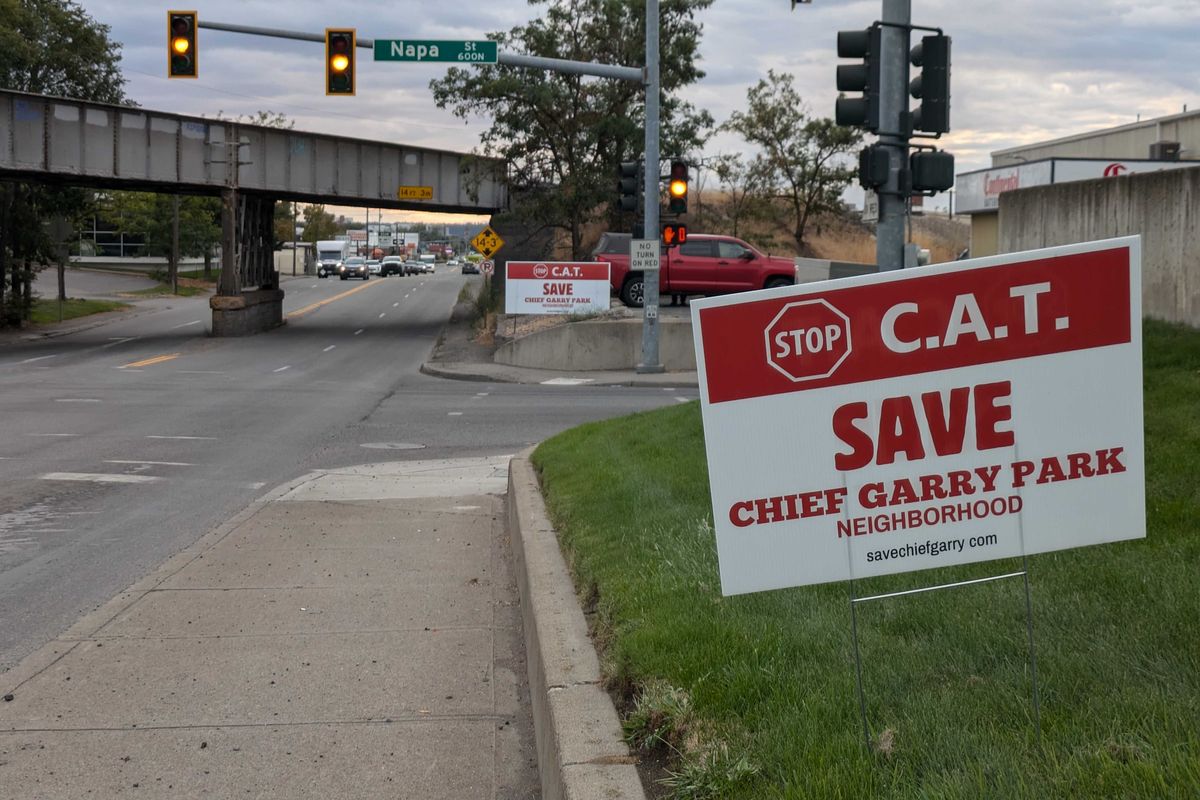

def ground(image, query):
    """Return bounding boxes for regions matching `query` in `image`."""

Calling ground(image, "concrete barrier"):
[495,317,696,371]
[210,288,284,336]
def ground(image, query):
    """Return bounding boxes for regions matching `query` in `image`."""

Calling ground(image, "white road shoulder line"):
[20,355,57,364]
[145,435,218,441]
[273,365,291,373]
[674,396,689,403]
[104,459,194,467]
[323,345,336,352]
[171,320,202,329]
[178,370,226,375]
[41,472,162,484]
[102,337,137,348]
[55,398,102,403]
[28,433,78,437]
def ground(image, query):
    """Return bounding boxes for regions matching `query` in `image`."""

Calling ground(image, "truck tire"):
[765,276,793,290]
[620,274,645,308]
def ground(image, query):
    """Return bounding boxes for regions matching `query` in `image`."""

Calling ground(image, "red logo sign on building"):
[763,299,852,383]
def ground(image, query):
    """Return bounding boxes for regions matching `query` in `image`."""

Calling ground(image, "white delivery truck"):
[315,240,351,278]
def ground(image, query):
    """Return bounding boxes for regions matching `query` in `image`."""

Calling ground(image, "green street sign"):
[373,39,497,64]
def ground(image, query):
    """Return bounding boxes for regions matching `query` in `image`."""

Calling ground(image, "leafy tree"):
[723,70,861,254]
[430,0,714,258]
[274,201,297,245]
[105,192,220,261]
[301,205,339,243]
[711,154,769,241]
[0,0,127,325]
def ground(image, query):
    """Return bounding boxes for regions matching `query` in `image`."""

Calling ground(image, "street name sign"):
[691,237,1145,595]
[505,262,610,315]
[631,239,660,272]
[397,185,433,200]
[374,39,498,64]
[470,226,504,260]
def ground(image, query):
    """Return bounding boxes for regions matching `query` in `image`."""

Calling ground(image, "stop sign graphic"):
[763,299,852,382]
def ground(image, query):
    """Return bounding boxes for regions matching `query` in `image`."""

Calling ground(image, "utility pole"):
[637,0,663,373]
[171,195,181,294]
[876,0,910,271]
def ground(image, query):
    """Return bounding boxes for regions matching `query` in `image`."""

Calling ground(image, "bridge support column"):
[211,190,285,336]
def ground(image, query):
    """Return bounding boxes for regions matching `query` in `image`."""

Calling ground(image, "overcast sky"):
[83,0,1199,218]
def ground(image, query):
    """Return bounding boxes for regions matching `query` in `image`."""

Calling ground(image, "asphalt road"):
[0,268,695,671]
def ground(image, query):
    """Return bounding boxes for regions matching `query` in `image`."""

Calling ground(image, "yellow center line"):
[122,353,181,369]
[287,279,384,320]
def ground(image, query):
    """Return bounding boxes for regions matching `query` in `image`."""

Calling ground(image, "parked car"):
[462,260,480,275]
[340,256,369,280]
[380,256,405,277]
[594,233,795,307]
[366,259,381,275]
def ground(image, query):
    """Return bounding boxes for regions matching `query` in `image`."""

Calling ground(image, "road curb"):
[508,451,648,800]
[421,359,700,388]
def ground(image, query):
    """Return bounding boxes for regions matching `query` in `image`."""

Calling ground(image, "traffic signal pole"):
[876,0,911,272]
[638,0,663,373]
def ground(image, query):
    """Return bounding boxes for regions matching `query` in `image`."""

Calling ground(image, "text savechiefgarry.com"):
[866,533,1000,563]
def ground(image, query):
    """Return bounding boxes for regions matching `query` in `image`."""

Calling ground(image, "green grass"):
[125,283,208,298]
[175,268,220,281]
[531,319,1200,800]
[30,298,129,324]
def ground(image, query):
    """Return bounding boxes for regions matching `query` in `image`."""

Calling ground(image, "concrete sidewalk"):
[0,457,540,799]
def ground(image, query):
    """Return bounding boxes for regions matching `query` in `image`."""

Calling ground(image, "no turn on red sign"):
[691,238,1146,596]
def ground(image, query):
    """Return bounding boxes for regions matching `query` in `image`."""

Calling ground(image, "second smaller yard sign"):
[505,262,610,315]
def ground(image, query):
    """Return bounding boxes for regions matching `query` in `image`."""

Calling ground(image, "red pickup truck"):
[594,233,796,307]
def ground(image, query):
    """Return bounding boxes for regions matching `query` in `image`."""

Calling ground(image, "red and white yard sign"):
[691,238,1145,596]
[505,261,610,315]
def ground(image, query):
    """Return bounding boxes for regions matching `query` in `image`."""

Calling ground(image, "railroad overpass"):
[0,88,507,334]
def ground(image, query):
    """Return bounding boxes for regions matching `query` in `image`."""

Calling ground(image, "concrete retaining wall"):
[495,318,696,371]
[998,166,1200,326]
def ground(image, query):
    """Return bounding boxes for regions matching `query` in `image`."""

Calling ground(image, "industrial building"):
[956,108,1200,257]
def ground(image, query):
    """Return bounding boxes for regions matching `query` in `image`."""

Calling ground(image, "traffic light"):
[326,29,356,96]
[167,11,197,79]
[909,150,955,193]
[835,24,881,131]
[661,223,688,246]
[667,161,688,215]
[858,144,890,188]
[909,34,951,134]
[618,161,640,212]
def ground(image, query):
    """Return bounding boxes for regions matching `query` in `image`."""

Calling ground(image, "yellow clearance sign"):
[397,185,433,201]
[471,226,504,259]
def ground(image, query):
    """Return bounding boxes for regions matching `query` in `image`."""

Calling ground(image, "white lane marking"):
[28,433,78,437]
[404,294,411,299]
[540,378,595,386]
[178,370,225,375]
[104,459,194,467]
[475,392,490,396]
[171,320,202,329]
[447,412,463,416]
[311,284,318,288]
[378,313,386,318]
[354,329,364,336]
[246,481,266,489]
[55,398,102,403]
[662,387,676,392]
[102,337,137,348]
[323,345,336,352]
[20,355,57,364]
[115,368,144,372]
[392,302,399,307]
[273,365,291,373]
[145,435,218,441]
[41,472,162,484]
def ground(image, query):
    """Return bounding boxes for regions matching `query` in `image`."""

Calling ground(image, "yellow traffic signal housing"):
[326,29,356,96]
[167,11,198,78]
[668,160,688,214]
